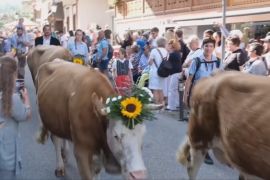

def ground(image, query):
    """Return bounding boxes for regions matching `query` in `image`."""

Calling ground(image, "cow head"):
[106,119,146,180]
[92,90,162,180]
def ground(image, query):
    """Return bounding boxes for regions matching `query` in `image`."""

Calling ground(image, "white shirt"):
[60,35,68,48]
[43,36,51,45]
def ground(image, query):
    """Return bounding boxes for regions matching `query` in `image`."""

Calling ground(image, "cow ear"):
[91,92,107,116]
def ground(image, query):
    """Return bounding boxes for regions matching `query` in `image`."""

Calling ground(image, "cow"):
[35,58,161,179]
[176,71,270,180]
[27,45,73,176]
[27,45,72,84]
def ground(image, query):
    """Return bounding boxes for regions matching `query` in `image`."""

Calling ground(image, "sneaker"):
[204,153,214,165]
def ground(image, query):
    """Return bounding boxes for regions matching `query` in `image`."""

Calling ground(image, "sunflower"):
[121,97,142,119]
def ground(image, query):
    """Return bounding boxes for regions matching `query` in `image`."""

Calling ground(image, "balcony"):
[114,0,270,19]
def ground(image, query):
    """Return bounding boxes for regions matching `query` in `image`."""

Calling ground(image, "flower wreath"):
[104,86,155,129]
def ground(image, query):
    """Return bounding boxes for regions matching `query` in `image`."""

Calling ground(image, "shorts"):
[98,59,109,70]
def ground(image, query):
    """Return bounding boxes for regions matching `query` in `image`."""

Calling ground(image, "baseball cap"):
[260,35,270,42]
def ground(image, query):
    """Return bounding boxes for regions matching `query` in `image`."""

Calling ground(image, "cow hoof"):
[55,168,65,177]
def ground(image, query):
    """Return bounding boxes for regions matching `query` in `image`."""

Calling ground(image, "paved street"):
[16,66,238,180]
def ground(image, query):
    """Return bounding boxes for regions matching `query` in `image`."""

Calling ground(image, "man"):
[149,27,159,49]
[175,28,190,64]
[184,38,220,165]
[11,27,30,78]
[35,25,60,46]
[223,35,248,71]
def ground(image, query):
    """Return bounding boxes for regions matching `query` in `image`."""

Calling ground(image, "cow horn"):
[145,104,164,110]
[100,108,108,116]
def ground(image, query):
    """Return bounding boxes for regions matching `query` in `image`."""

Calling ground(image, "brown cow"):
[27,45,72,84]
[176,71,270,180]
[27,45,73,176]
[36,59,160,179]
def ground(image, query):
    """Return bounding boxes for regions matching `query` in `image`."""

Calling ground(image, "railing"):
[115,0,270,18]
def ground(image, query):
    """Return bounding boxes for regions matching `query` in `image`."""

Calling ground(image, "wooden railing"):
[115,0,270,18]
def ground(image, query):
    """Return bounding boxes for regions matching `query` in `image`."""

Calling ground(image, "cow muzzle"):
[129,170,147,180]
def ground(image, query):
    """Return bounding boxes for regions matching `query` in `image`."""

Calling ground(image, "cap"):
[261,35,270,42]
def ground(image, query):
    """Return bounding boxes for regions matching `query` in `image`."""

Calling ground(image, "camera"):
[16,79,24,97]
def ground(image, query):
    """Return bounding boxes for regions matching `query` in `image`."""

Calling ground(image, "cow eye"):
[114,135,120,141]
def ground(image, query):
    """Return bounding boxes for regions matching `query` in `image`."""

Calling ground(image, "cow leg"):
[74,145,94,179]
[187,147,206,180]
[61,140,70,164]
[51,135,65,177]
[92,154,102,180]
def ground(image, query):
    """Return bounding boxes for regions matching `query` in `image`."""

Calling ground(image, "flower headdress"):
[104,86,155,129]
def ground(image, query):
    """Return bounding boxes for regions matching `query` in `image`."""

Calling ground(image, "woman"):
[213,31,222,59]
[242,42,269,76]
[67,29,89,65]
[148,37,168,105]
[166,39,182,111]
[0,56,31,177]
[182,35,203,78]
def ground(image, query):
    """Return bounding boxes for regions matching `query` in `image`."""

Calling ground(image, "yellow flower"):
[121,97,142,119]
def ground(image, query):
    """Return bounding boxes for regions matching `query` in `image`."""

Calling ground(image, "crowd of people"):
[0,16,270,177]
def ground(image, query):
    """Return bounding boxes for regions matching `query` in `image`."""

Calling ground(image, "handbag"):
[153,48,172,77]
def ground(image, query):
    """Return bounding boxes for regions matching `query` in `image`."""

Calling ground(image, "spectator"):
[175,28,190,64]
[13,18,25,33]
[35,25,60,46]
[148,37,168,105]
[67,29,89,65]
[96,30,109,75]
[183,38,220,165]
[213,31,222,59]
[149,27,159,49]
[242,42,269,76]
[112,48,133,95]
[223,35,248,71]
[138,43,151,73]
[58,31,68,49]
[166,39,182,111]
[203,29,214,39]
[137,44,151,88]
[0,57,31,178]
[115,31,133,49]
[129,44,141,83]
[11,27,30,79]
[182,35,203,75]
[261,35,270,62]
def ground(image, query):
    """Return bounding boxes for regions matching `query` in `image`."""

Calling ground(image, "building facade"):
[113,0,270,39]
[63,0,113,33]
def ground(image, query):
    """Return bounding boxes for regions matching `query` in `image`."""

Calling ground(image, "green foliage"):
[105,86,155,129]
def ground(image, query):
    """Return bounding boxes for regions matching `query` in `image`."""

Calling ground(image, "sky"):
[0,0,22,8]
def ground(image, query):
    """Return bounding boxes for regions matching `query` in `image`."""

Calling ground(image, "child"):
[112,48,133,95]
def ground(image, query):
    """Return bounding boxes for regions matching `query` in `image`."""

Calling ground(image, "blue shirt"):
[97,38,108,60]
[10,34,28,54]
[139,53,149,71]
[68,41,89,64]
[189,54,219,83]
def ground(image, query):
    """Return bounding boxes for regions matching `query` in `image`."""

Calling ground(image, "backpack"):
[153,48,172,77]
[107,43,114,60]
[187,57,220,107]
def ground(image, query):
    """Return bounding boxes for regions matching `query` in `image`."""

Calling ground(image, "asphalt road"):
[16,66,238,180]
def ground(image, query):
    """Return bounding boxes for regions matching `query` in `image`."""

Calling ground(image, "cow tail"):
[36,125,49,144]
[176,135,191,166]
